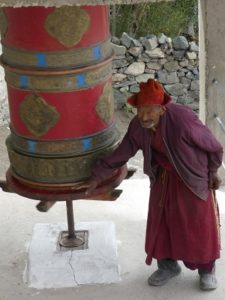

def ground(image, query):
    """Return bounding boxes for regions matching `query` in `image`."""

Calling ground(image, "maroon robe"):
[91,103,223,265]
[145,123,220,264]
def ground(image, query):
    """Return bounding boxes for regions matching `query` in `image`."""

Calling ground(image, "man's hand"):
[209,172,222,190]
[71,178,99,196]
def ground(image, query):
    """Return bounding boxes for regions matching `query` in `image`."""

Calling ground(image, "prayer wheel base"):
[58,232,86,248]
[4,166,127,202]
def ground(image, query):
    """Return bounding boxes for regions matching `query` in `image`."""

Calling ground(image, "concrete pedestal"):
[25,221,120,289]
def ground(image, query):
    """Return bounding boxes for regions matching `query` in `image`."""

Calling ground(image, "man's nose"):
[142,113,149,121]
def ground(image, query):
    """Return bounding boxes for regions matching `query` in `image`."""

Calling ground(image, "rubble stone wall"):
[0,44,8,126]
[112,32,199,112]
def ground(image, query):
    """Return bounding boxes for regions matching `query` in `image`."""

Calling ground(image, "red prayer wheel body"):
[0,6,125,200]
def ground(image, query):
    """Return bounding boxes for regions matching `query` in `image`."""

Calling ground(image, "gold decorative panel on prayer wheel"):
[45,6,90,47]
[19,94,60,137]
[96,83,114,124]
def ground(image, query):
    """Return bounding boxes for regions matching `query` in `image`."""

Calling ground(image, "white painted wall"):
[199,0,225,177]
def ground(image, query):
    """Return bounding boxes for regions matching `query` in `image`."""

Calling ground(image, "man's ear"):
[160,106,166,115]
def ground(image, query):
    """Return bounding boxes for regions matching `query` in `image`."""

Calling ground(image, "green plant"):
[110,0,198,38]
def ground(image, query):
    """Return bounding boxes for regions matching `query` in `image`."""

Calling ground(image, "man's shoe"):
[199,267,217,291]
[148,259,181,286]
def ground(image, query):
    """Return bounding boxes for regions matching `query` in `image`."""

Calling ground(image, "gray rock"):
[0,76,9,125]
[148,58,159,63]
[194,73,199,80]
[164,61,180,72]
[130,84,140,93]
[146,48,165,58]
[192,68,199,76]
[111,36,120,45]
[125,62,145,76]
[181,67,189,73]
[187,65,194,71]
[179,59,189,67]
[188,101,199,111]
[164,83,187,96]
[165,37,173,51]
[187,89,199,99]
[121,32,133,48]
[120,86,129,93]
[113,80,136,89]
[126,53,136,63]
[112,73,127,82]
[118,67,127,73]
[190,60,198,67]
[165,49,173,55]
[113,89,127,109]
[145,68,156,75]
[177,70,186,77]
[166,37,172,43]
[167,55,175,61]
[113,55,126,61]
[113,59,129,69]
[172,36,189,50]
[180,77,191,87]
[189,41,199,52]
[186,51,197,60]
[157,70,179,84]
[136,74,155,83]
[166,37,172,45]
[190,80,199,91]
[112,44,126,56]
[158,58,167,65]
[186,71,195,80]
[127,75,136,81]
[131,38,142,47]
[173,50,186,60]
[128,46,143,57]
[146,62,162,70]
[158,33,167,44]
[139,53,151,63]
[192,68,199,80]
[161,43,169,51]
[177,95,194,105]
[141,35,158,50]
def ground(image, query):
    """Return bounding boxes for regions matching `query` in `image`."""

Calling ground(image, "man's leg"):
[183,261,217,290]
[148,259,181,286]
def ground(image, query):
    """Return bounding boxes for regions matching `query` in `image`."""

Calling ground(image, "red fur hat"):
[127,79,171,107]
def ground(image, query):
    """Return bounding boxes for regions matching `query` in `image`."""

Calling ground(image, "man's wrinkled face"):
[137,104,165,130]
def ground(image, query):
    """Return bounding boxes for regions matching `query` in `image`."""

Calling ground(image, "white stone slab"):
[25,221,120,289]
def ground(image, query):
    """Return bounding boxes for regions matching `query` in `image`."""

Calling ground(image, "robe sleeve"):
[188,113,223,172]
[91,118,141,182]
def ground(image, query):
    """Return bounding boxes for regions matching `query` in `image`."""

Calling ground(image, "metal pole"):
[58,200,85,248]
[66,200,75,238]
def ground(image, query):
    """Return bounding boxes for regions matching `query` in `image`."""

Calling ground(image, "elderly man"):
[86,79,223,290]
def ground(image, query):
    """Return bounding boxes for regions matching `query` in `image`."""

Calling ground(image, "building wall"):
[199,0,225,174]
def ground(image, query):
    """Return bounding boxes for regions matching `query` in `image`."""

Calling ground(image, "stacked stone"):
[0,43,9,126]
[112,32,199,112]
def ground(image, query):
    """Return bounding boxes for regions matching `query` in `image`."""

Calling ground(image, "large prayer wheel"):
[0,6,126,201]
